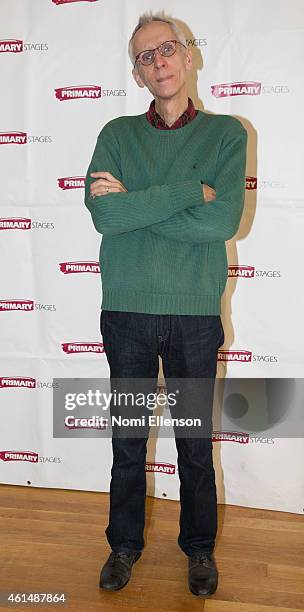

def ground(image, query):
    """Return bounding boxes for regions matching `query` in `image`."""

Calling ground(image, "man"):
[84,12,247,598]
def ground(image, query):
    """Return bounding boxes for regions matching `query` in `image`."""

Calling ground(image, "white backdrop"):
[0,0,303,514]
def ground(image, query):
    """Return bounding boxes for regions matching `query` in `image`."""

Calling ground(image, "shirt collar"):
[146,97,198,130]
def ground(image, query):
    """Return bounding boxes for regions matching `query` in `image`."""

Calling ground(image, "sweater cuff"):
[169,180,204,214]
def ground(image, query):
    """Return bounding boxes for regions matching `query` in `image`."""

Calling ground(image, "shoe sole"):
[99,552,141,591]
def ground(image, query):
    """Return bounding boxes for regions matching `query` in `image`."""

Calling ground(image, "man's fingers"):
[90,177,128,197]
[90,180,120,196]
[91,178,120,189]
[90,172,127,195]
[91,186,125,197]
[202,183,216,202]
[90,171,116,181]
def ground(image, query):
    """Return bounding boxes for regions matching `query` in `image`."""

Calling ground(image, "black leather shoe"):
[99,551,141,591]
[188,552,218,597]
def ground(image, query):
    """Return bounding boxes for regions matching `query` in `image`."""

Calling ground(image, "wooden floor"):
[0,484,303,612]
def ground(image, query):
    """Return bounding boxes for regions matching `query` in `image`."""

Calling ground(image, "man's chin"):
[153,88,180,100]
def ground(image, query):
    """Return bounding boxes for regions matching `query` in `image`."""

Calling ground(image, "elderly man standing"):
[85,12,247,598]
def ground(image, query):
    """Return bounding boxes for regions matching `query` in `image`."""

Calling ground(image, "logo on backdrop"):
[55,85,101,101]
[0,300,56,312]
[62,342,104,354]
[211,81,289,98]
[0,39,23,53]
[0,133,52,145]
[212,431,249,444]
[255,270,281,279]
[54,87,126,101]
[145,462,176,475]
[0,132,27,144]
[0,378,58,389]
[28,135,53,143]
[0,39,48,53]
[0,451,38,462]
[218,350,278,364]
[212,432,275,445]
[228,266,255,279]
[256,270,282,279]
[0,219,54,230]
[250,437,274,444]
[228,266,281,280]
[32,221,55,230]
[258,179,286,189]
[0,300,34,312]
[102,89,126,97]
[0,377,36,389]
[59,262,100,274]
[0,218,31,230]
[58,177,85,190]
[262,85,290,94]
[39,456,62,462]
[52,0,99,4]
[253,354,278,363]
[36,303,56,311]
[246,176,257,190]
[218,351,252,363]
[211,81,261,98]
[246,177,286,190]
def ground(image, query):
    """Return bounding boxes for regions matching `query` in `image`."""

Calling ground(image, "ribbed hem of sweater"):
[101,289,221,316]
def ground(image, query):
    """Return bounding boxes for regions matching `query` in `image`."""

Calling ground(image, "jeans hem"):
[110,546,143,554]
[179,543,215,557]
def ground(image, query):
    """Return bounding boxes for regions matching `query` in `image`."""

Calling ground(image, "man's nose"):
[153,49,167,69]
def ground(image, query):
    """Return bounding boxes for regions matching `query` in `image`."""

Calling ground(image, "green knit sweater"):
[84,111,247,315]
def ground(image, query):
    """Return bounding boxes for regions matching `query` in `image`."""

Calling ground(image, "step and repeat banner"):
[1,0,303,514]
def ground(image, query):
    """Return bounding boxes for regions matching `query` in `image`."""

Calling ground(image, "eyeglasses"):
[134,39,187,67]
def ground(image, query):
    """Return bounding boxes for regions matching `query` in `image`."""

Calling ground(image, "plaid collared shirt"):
[146,97,198,129]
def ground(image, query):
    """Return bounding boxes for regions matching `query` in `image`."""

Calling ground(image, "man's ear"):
[185,48,193,72]
[132,67,146,89]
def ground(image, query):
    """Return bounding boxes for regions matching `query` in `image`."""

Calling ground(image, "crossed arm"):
[84,124,247,243]
[90,171,216,204]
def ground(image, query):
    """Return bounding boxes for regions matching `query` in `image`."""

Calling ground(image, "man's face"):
[132,21,192,100]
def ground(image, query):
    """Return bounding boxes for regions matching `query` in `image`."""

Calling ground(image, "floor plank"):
[0,484,303,611]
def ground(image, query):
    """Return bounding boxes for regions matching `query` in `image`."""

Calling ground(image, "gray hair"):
[128,11,187,67]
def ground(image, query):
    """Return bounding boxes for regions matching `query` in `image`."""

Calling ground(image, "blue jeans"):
[100,310,224,557]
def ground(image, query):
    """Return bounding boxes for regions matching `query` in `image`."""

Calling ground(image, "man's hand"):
[202,183,216,203]
[90,172,128,198]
